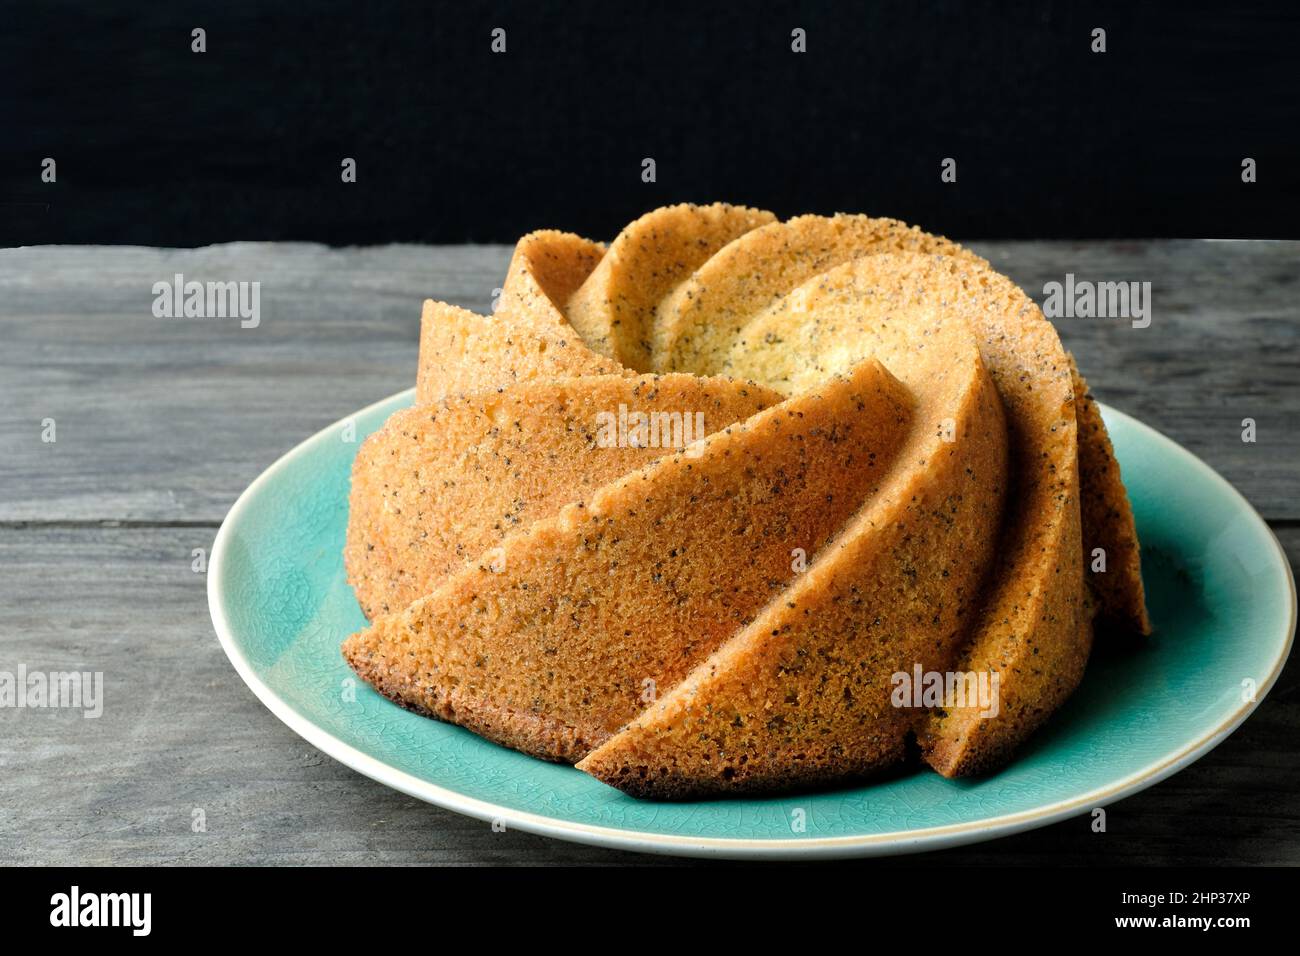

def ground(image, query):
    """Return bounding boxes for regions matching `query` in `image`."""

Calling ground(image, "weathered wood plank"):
[1,240,1297,523]
[0,244,507,524]
[2,524,1296,865]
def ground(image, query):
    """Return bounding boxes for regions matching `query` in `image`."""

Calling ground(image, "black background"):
[8,866,1292,935]
[4,0,1299,246]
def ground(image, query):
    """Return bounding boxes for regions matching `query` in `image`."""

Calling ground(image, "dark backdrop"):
[4,0,1299,246]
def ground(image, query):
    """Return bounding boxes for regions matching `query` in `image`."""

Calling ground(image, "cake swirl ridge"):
[342,203,1149,798]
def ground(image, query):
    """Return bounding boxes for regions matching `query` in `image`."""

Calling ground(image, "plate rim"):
[208,391,1296,860]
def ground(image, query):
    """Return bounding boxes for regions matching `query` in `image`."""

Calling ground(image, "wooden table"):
[2,241,1296,865]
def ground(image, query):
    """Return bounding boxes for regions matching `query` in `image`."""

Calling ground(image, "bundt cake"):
[342,203,1150,799]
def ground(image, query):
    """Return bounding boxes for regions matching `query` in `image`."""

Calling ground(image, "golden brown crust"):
[500,229,606,327]
[652,213,981,375]
[342,642,597,762]
[343,359,916,761]
[344,205,1151,798]
[415,227,618,407]
[580,254,1010,797]
[566,203,776,371]
[1070,356,1151,635]
[346,373,782,619]
[918,273,1087,777]
[415,299,624,406]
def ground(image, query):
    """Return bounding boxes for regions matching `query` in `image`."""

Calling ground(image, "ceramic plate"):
[209,391,1295,859]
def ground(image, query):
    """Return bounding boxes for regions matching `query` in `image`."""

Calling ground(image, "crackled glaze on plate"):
[209,391,1295,859]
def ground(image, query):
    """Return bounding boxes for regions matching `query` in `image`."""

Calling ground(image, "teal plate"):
[210,391,1295,859]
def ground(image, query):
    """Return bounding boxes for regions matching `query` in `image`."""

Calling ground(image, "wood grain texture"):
[0,241,1296,865]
